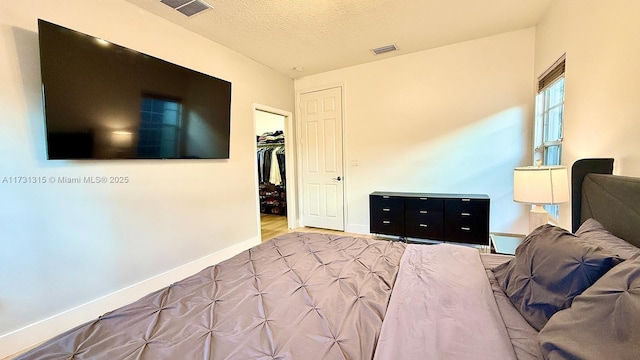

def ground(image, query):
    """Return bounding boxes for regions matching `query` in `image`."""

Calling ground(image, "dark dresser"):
[369,192,490,245]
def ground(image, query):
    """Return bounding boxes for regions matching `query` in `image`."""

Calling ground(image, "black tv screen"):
[37,19,232,160]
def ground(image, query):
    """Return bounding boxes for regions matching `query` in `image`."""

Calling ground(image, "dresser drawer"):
[405,213,443,239]
[370,214,405,235]
[370,195,404,213]
[444,224,487,245]
[405,197,444,212]
[405,211,443,225]
[446,214,486,230]
[444,198,488,216]
[445,199,488,228]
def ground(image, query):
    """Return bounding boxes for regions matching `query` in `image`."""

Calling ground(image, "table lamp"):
[513,163,569,232]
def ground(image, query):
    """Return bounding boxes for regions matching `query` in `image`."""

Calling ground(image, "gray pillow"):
[576,218,640,260]
[539,256,640,360]
[493,224,622,331]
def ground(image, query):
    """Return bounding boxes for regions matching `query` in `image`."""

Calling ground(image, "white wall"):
[255,110,285,136]
[0,0,293,355]
[535,0,640,229]
[295,28,536,235]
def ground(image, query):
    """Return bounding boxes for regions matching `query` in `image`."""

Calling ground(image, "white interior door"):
[299,87,344,230]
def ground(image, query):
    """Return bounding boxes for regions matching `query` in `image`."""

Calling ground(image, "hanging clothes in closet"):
[257,131,286,215]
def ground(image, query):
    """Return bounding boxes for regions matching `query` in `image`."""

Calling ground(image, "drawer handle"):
[420,197,429,200]
[383,208,391,212]
[461,227,471,231]
[420,210,428,214]
[462,198,471,202]
[383,221,391,224]
[419,224,428,228]
[461,212,471,216]
[383,196,390,199]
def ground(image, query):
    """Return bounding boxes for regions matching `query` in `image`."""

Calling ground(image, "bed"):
[16,158,640,359]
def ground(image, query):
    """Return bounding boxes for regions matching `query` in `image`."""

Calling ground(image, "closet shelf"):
[257,142,285,147]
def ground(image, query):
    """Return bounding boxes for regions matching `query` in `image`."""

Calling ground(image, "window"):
[137,96,182,158]
[534,55,565,218]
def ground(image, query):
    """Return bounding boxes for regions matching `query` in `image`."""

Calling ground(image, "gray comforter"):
[17,234,533,359]
[17,233,406,359]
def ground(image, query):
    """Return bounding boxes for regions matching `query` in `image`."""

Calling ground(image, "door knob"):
[332,176,343,181]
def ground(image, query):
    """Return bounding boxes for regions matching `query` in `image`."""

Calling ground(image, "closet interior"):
[257,131,286,216]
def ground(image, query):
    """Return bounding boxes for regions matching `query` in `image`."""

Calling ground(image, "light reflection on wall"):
[381,107,530,233]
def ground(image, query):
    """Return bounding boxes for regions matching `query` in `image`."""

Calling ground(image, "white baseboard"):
[345,223,370,235]
[0,236,260,359]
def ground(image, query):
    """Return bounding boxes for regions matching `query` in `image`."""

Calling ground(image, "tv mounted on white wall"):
[38,19,232,160]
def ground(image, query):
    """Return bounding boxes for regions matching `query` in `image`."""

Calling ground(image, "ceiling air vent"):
[370,44,398,55]
[161,0,212,17]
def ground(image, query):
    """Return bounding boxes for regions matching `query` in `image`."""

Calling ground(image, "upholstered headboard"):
[571,158,640,248]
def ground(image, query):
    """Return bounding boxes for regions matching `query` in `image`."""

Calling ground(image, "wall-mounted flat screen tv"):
[37,19,232,160]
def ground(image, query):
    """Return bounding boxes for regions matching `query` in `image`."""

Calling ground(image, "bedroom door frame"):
[253,104,298,234]
[296,84,346,231]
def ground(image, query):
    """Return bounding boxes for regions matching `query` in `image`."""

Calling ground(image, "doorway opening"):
[253,105,296,241]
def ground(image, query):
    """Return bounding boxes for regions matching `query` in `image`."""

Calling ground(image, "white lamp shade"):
[513,165,569,205]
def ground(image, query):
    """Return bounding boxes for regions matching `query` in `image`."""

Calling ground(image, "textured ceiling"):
[126,0,553,79]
